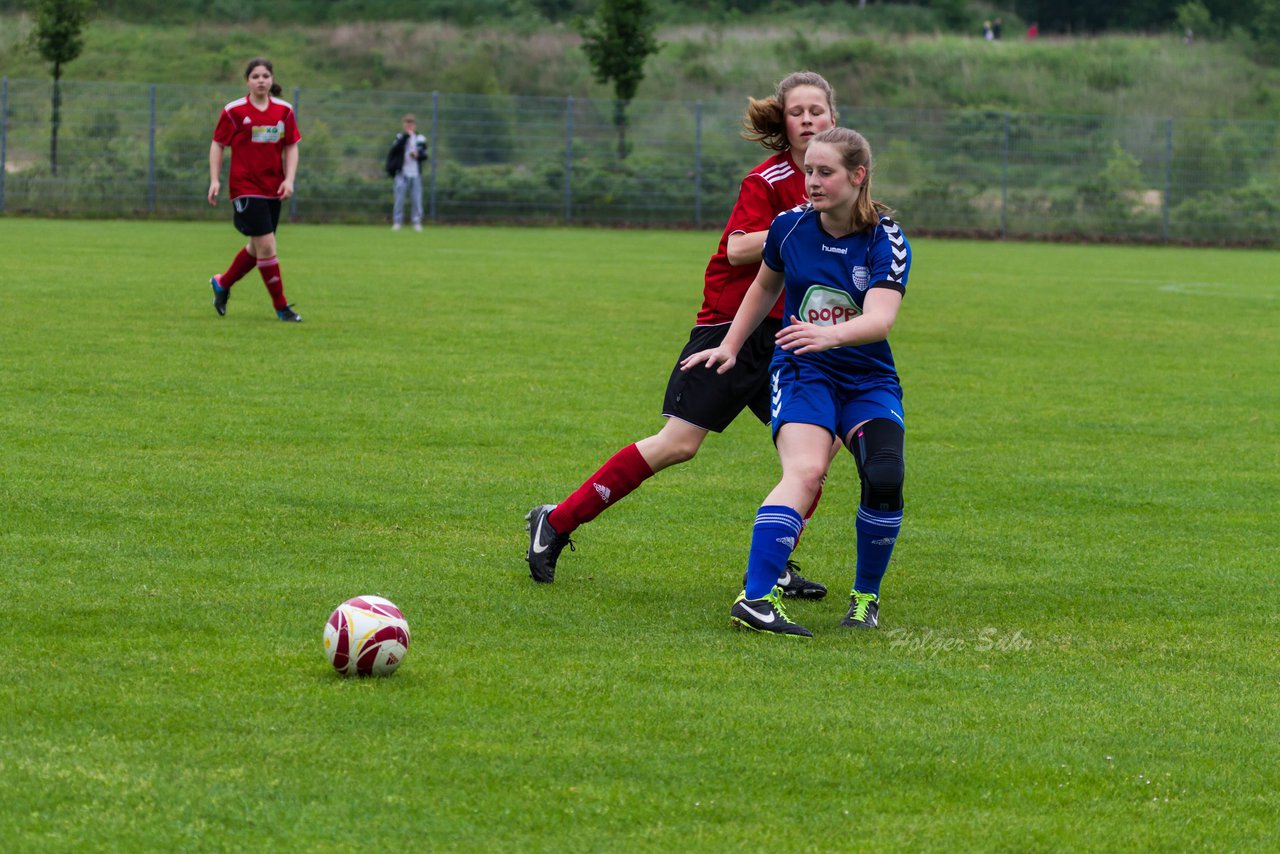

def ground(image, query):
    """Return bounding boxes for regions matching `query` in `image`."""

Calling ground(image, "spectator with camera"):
[387,114,428,231]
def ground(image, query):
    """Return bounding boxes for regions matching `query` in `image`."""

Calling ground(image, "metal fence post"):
[694,100,703,227]
[564,96,574,224]
[1,77,7,214]
[290,85,300,220]
[1163,118,1173,243]
[147,84,156,214]
[1000,112,1010,240]
[429,91,439,223]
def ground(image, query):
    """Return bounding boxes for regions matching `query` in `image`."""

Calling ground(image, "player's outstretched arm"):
[681,266,784,375]
[725,229,768,266]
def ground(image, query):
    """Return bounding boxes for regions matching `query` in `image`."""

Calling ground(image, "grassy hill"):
[2,14,1279,120]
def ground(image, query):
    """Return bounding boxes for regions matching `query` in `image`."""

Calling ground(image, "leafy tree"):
[29,0,92,176]
[1250,0,1280,62]
[1175,1,1214,38]
[577,0,660,160]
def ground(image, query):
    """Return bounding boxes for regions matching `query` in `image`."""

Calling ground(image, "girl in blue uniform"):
[681,127,911,637]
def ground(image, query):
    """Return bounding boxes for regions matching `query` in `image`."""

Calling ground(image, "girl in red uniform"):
[207,58,303,322]
[526,71,838,591]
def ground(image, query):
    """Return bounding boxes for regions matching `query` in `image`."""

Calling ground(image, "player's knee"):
[860,448,904,511]
[647,432,701,468]
[785,461,828,497]
[853,418,904,512]
[666,439,699,465]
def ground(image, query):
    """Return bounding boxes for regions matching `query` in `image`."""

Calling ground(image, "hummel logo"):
[740,603,777,624]
[593,483,612,503]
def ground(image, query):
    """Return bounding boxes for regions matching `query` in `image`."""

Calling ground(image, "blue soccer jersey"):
[761,206,910,380]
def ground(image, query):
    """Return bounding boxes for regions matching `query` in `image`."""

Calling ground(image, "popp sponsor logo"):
[798,285,861,327]
[806,304,859,324]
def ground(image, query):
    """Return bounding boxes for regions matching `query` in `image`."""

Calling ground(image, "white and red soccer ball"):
[324,595,410,677]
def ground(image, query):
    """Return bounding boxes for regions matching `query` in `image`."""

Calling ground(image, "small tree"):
[577,0,659,161]
[30,0,92,176]
[1175,1,1213,40]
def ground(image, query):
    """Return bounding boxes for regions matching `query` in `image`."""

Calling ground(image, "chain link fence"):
[2,78,1278,244]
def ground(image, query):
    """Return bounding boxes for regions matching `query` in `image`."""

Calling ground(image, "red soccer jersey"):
[696,150,807,325]
[212,96,301,201]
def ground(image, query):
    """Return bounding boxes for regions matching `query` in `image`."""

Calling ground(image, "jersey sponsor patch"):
[251,121,287,143]
[798,285,860,327]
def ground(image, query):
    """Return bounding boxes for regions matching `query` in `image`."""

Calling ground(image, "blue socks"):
[744,505,803,600]
[742,504,901,599]
[854,506,902,597]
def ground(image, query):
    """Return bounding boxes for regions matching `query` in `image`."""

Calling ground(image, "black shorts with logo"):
[661,317,782,433]
[233,197,282,237]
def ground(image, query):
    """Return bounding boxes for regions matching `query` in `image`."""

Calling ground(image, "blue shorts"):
[770,357,904,444]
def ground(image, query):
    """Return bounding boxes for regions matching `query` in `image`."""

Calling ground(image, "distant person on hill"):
[1027,21,1039,40]
[681,127,912,637]
[207,57,303,322]
[524,71,840,599]
[983,20,994,40]
[387,114,428,232]
[993,17,1003,39]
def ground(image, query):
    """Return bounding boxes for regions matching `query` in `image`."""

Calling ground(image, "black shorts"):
[661,318,781,433]
[232,197,282,237]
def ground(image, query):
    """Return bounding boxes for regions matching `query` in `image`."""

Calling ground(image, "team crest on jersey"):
[251,121,286,143]
[798,285,860,328]
[851,265,871,292]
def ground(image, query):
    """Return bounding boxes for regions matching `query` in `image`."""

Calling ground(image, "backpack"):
[385,133,409,178]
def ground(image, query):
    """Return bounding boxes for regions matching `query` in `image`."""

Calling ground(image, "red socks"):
[545,448,822,541]
[256,255,287,310]
[218,248,256,289]
[794,481,823,548]
[548,443,654,534]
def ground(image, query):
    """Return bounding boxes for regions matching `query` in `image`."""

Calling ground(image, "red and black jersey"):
[213,96,301,201]
[696,151,807,325]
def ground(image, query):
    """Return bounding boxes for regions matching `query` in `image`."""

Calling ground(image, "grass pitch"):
[1,220,1277,851]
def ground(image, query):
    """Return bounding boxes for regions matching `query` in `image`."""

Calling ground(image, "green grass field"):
[1,219,1277,851]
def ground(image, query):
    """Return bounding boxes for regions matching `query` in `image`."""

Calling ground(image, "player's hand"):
[207,181,219,206]
[680,347,737,375]
[278,179,295,200]
[777,315,840,354]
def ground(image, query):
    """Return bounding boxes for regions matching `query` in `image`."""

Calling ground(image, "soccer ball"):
[324,595,411,677]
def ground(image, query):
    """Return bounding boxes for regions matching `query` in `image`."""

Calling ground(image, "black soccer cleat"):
[730,588,813,637]
[741,560,827,600]
[525,504,574,583]
[840,591,880,629]
[211,276,230,316]
[277,304,303,322]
